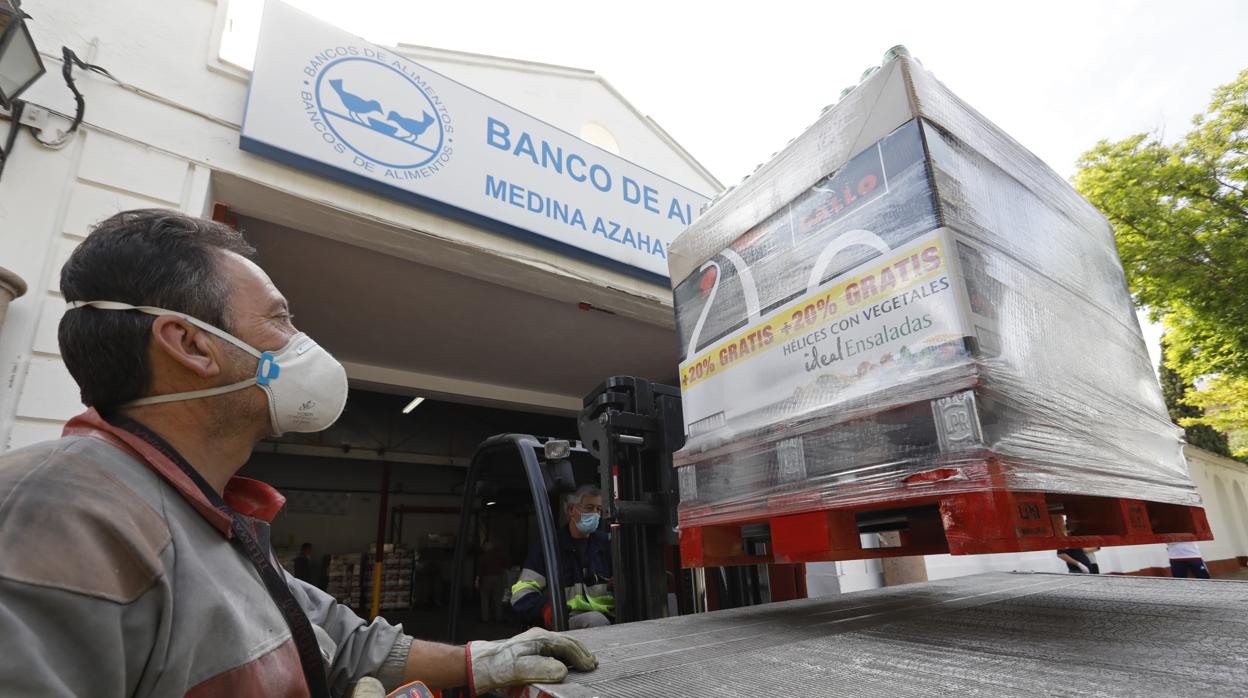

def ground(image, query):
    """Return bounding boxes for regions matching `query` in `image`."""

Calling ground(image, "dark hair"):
[58,209,255,408]
[301,542,312,552]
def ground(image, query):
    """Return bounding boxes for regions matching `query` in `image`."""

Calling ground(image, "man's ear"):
[150,315,223,378]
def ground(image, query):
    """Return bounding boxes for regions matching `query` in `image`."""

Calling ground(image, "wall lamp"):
[0,0,44,110]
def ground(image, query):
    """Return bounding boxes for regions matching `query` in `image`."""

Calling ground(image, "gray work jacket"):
[0,409,413,697]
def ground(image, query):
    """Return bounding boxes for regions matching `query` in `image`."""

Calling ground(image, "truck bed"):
[534,572,1248,697]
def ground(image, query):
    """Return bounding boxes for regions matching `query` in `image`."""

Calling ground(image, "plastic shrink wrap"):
[670,54,1199,530]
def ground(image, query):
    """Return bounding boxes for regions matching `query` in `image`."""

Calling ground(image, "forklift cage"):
[447,434,576,640]
[447,377,688,643]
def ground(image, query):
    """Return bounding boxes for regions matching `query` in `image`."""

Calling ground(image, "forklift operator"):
[0,210,596,697]
[511,485,615,629]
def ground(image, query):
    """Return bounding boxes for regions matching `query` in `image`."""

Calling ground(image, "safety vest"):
[511,529,613,620]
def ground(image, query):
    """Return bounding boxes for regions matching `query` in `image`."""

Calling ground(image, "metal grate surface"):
[536,572,1248,697]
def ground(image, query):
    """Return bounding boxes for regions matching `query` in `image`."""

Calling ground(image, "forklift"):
[446,376,784,640]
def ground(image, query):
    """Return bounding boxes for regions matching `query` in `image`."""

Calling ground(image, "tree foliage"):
[1074,68,1248,457]
[1074,67,1248,383]
[1158,341,1231,456]
[1181,374,1248,458]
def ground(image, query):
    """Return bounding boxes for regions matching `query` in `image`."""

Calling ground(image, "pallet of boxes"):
[326,553,364,606]
[670,47,1212,568]
[367,544,415,612]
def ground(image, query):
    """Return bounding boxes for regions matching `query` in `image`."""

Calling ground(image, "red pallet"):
[679,486,1213,568]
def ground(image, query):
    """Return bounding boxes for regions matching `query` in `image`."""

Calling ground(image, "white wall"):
[0,127,214,449]
[1185,445,1248,564]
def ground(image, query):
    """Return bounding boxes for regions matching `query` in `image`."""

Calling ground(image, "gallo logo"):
[307,51,454,177]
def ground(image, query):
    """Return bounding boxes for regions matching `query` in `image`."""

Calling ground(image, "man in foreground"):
[0,209,595,696]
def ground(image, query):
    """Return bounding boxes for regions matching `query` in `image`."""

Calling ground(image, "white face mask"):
[66,300,348,436]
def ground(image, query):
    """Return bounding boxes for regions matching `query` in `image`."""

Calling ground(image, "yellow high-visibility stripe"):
[567,593,614,614]
[511,580,542,597]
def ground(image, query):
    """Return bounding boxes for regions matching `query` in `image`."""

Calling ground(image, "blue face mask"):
[575,512,600,535]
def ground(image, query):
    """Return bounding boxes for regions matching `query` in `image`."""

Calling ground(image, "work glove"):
[351,677,386,698]
[467,627,598,695]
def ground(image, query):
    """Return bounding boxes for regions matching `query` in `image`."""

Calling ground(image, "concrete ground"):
[538,572,1248,697]
[370,566,1248,645]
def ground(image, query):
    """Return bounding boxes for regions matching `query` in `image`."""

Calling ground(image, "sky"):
[223,0,1248,368]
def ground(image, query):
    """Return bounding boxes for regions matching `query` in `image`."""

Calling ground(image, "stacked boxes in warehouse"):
[326,553,364,605]
[326,546,415,610]
[371,544,416,611]
[670,49,1212,566]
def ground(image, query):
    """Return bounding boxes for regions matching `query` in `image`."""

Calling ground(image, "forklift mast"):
[447,377,685,645]
[577,377,686,624]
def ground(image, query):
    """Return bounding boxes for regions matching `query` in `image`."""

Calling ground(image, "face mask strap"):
[67,300,283,408]
[65,300,262,359]
[66,301,344,436]
[123,378,260,407]
[121,347,285,407]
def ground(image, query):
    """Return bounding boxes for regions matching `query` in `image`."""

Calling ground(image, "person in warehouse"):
[0,209,596,698]
[295,541,317,585]
[512,485,615,629]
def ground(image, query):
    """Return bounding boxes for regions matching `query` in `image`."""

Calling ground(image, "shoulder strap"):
[111,415,331,698]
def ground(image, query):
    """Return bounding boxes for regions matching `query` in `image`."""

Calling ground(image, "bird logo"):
[324,78,437,149]
[314,56,449,170]
[387,110,436,144]
[328,79,383,123]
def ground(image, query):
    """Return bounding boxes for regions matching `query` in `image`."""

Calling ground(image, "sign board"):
[672,119,935,362]
[241,1,708,281]
[678,228,973,436]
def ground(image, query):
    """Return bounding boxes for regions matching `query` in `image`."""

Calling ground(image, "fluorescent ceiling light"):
[486,501,497,507]
[402,396,425,413]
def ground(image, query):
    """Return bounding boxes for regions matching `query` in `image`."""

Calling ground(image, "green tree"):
[1074,67,1248,383]
[1074,68,1248,456]
[1159,342,1231,456]
[1181,375,1248,458]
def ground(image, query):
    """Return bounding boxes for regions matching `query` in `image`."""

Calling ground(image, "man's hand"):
[467,628,598,694]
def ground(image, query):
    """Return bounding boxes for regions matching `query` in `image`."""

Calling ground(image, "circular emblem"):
[315,56,445,169]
